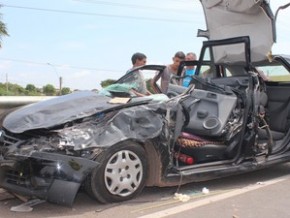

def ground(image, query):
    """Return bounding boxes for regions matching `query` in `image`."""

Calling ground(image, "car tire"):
[85,141,147,203]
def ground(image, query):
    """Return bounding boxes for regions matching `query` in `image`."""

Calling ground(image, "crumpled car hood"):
[199,0,275,63]
[2,91,121,134]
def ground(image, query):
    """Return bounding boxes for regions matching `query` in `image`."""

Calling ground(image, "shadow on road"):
[1,163,290,217]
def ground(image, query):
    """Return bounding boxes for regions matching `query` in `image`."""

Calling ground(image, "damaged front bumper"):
[0,151,99,206]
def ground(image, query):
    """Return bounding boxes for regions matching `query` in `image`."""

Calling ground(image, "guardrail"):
[0,96,55,114]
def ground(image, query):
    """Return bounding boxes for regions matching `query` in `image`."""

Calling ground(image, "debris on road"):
[0,189,14,201]
[202,187,210,194]
[173,193,190,202]
[256,182,265,185]
[10,199,46,212]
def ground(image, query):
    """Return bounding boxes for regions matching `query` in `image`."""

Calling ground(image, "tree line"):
[0,82,71,96]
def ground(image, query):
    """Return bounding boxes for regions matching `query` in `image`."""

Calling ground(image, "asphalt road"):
[1,162,290,218]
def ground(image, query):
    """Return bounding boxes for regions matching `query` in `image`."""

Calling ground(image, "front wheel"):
[85,141,147,203]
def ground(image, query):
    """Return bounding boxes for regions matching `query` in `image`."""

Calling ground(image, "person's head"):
[186,52,197,69]
[171,51,185,70]
[186,52,197,61]
[131,52,147,67]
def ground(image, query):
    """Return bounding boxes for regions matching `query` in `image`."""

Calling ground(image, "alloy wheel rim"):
[104,150,143,197]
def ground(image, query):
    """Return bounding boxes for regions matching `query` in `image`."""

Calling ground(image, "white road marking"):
[138,175,290,218]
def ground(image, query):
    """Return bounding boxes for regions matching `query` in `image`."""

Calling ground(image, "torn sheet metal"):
[3,103,170,153]
[2,91,114,133]
[0,99,175,206]
[199,0,275,63]
[0,152,99,206]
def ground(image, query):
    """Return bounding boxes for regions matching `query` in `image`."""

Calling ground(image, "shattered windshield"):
[99,65,164,97]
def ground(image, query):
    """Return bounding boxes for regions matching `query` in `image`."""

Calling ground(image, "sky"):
[0,0,290,91]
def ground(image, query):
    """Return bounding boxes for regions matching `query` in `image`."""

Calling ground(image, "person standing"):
[127,52,147,73]
[156,51,185,94]
[181,52,197,87]
[126,52,150,95]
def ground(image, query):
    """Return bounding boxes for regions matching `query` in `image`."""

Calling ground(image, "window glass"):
[257,64,290,82]
[224,67,233,77]
[199,65,212,78]
[202,47,211,61]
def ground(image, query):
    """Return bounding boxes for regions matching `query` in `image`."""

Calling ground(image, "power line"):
[0,57,123,73]
[72,0,195,14]
[1,4,194,24]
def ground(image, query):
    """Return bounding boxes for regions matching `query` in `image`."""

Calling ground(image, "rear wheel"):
[85,141,147,203]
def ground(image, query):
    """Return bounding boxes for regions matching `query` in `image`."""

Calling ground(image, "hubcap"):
[104,150,143,197]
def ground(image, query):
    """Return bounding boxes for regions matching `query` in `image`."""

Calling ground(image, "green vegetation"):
[0,83,72,96]
[0,13,9,48]
[101,79,116,88]
[42,84,56,96]
[61,87,71,95]
[269,75,290,81]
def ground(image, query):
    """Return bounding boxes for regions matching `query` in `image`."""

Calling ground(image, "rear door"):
[257,56,290,134]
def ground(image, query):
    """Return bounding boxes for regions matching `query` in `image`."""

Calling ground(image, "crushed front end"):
[0,129,100,206]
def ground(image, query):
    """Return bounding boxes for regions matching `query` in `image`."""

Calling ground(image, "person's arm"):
[150,71,161,93]
[160,68,170,94]
[130,88,146,97]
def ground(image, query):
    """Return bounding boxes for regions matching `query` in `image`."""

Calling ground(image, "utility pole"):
[59,76,63,96]
[47,63,62,96]
[6,73,8,93]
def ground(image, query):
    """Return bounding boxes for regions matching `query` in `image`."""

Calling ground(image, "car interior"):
[166,59,290,168]
[104,53,290,167]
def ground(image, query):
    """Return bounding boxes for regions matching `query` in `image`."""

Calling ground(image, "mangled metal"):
[0,91,174,206]
[1,1,290,208]
[199,0,275,63]
[2,91,114,133]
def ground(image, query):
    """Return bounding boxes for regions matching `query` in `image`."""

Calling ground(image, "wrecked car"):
[1,0,290,206]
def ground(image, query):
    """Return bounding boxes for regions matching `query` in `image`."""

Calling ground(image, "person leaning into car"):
[155,51,186,94]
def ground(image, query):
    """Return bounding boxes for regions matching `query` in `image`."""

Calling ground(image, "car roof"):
[198,0,275,64]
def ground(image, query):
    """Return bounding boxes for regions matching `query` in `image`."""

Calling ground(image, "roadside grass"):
[269,75,290,81]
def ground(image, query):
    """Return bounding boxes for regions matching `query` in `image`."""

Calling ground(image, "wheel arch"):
[131,139,164,187]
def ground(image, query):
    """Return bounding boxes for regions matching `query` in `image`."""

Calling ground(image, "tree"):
[10,83,25,95]
[0,13,9,48]
[0,82,25,96]
[25,84,41,96]
[0,83,7,96]
[61,87,71,95]
[25,84,37,92]
[101,79,116,88]
[42,84,56,96]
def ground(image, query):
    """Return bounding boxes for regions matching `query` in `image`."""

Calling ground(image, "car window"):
[200,65,212,78]
[224,67,233,77]
[198,39,249,79]
[257,63,290,82]
[140,69,160,93]
[117,71,147,94]
[202,47,211,61]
